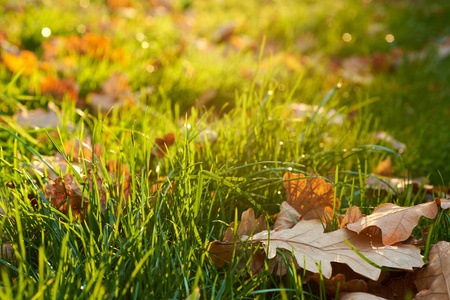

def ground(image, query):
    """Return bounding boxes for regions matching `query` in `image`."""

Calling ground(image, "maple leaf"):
[346,202,438,246]
[414,241,450,300]
[251,219,424,280]
[283,171,339,222]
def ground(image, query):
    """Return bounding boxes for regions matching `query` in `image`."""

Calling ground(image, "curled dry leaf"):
[340,206,362,229]
[251,219,424,280]
[346,202,438,246]
[208,208,266,268]
[283,171,339,222]
[340,292,388,300]
[436,198,450,210]
[414,241,450,300]
[273,201,301,230]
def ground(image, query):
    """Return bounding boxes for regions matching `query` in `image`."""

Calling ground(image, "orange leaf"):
[2,50,37,75]
[283,171,339,222]
[414,241,450,300]
[346,202,438,246]
[40,76,79,101]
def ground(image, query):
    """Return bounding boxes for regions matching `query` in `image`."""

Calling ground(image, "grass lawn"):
[0,0,449,298]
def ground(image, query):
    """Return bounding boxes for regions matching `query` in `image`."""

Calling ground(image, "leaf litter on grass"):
[209,172,450,299]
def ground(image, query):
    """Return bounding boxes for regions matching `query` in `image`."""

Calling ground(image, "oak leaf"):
[283,172,339,222]
[45,174,88,220]
[251,219,424,280]
[346,202,438,246]
[273,201,301,230]
[340,206,363,229]
[414,241,450,300]
[305,273,368,295]
[437,198,450,210]
[208,208,266,268]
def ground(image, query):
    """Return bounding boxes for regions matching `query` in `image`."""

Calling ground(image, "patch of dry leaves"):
[208,171,450,299]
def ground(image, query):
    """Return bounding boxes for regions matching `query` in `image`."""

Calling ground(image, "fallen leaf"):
[2,50,37,75]
[251,219,424,280]
[414,241,450,300]
[305,273,368,295]
[283,172,339,222]
[45,174,88,220]
[88,73,135,115]
[212,21,237,43]
[40,75,79,101]
[346,202,438,246]
[340,292,388,300]
[208,208,266,268]
[374,157,393,177]
[340,206,362,229]
[62,137,103,163]
[436,198,450,209]
[153,132,175,158]
[273,201,301,230]
[15,105,61,129]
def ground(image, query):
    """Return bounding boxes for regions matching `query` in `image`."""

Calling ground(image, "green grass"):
[0,0,450,298]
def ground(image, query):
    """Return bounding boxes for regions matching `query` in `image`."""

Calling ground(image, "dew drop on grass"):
[142,41,149,49]
[288,167,292,171]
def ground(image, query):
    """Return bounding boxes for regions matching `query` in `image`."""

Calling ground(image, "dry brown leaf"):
[340,206,362,229]
[305,273,368,295]
[273,201,301,230]
[340,292,388,300]
[414,241,450,300]
[153,132,176,158]
[251,219,424,280]
[30,154,82,180]
[283,172,339,222]
[436,198,450,210]
[346,202,438,246]
[208,208,266,268]
[375,157,393,177]
[45,174,88,220]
